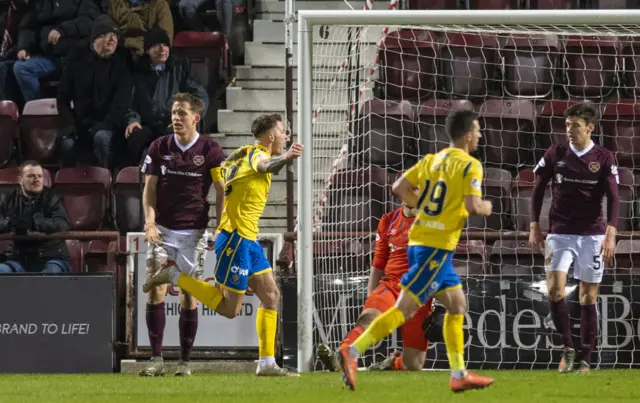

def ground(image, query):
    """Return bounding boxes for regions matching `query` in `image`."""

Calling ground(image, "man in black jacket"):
[0,0,103,103]
[124,27,207,166]
[57,15,133,168]
[0,161,71,273]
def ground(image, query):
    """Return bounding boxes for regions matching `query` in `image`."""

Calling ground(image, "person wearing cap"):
[108,0,172,57]
[0,0,103,103]
[124,27,208,166]
[56,15,133,169]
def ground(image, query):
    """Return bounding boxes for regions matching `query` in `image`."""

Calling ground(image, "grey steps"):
[245,42,378,67]
[218,109,351,134]
[256,0,390,12]
[253,19,385,44]
[226,87,351,112]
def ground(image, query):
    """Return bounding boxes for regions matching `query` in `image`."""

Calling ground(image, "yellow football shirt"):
[218,144,272,241]
[403,147,483,251]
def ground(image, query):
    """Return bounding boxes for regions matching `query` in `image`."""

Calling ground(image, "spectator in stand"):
[0,0,103,103]
[56,15,133,169]
[125,27,208,166]
[108,0,172,57]
[177,0,231,37]
[0,161,71,273]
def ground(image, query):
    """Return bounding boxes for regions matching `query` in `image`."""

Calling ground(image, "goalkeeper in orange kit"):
[319,197,436,371]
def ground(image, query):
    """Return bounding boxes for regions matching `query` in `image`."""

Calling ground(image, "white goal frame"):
[295,9,640,373]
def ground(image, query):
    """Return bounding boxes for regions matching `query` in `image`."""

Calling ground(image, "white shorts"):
[146,225,209,280]
[544,234,605,283]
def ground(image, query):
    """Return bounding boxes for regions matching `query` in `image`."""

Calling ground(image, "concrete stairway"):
[211,0,383,234]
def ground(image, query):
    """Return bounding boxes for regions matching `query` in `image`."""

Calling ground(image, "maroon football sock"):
[146,302,166,357]
[580,304,598,365]
[179,308,198,362]
[550,298,574,349]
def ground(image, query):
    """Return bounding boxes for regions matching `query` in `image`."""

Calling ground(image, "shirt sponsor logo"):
[193,155,205,166]
[160,165,203,178]
[162,155,173,161]
[471,178,481,191]
[589,161,601,173]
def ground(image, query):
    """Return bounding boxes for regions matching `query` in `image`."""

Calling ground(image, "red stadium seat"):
[325,167,389,232]
[65,240,84,273]
[408,0,458,8]
[536,100,602,151]
[19,99,60,166]
[512,168,552,232]
[0,101,19,167]
[378,29,439,100]
[353,100,416,171]
[440,33,500,99]
[622,38,640,98]
[563,36,620,99]
[478,99,536,169]
[601,99,640,169]
[489,240,545,275]
[613,240,640,274]
[0,166,52,200]
[416,99,474,156]
[593,0,640,8]
[502,35,560,98]
[468,0,515,8]
[467,168,514,231]
[527,0,576,7]
[113,167,143,234]
[54,167,111,231]
[453,240,487,275]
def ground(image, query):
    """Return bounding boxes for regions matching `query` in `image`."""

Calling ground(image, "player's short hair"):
[446,109,479,142]
[19,160,41,175]
[564,102,598,126]
[251,113,282,138]
[173,93,205,115]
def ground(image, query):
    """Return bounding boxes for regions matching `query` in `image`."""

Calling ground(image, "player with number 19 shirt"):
[529,102,619,375]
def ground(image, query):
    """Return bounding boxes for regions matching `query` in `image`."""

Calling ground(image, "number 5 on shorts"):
[593,255,602,271]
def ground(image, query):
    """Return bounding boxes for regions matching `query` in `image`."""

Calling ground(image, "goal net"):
[295,9,640,373]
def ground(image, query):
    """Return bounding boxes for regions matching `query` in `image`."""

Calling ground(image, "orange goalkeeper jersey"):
[372,207,415,284]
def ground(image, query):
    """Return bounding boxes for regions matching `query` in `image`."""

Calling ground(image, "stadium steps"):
[252,19,385,44]
[254,0,390,20]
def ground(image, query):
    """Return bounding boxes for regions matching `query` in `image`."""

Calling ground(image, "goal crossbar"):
[295,9,640,373]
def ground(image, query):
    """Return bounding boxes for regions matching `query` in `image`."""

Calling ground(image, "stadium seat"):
[416,99,474,156]
[622,37,640,97]
[0,166,52,200]
[65,240,84,273]
[601,98,640,169]
[468,0,515,8]
[502,35,560,98]
[113,167,143,234]
[512,168,552,232]
[478,99,536,169]
[453,240,487,275]
[592,0,640,8]
[489,240,545,275]
[526,0,576,7]
[613,240,640,274]
[353,100,416,171]
[19,99,60,166]
[54,167,112,231]
[324,167,389,232]
[0,101,19,167]
[408,0,458,8]
[440,33,500,99]
[563,36,620,99]
[467,168,514,231]
[536,100,602,151]
[378,29,439,101]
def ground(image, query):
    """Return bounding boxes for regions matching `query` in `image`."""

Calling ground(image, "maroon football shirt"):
[531,142,620,235]
[141,133,226,230]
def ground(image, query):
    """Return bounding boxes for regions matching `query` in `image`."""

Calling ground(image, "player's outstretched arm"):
[256,143,304,174]
[392,176,419,208]
[142,175,161,244]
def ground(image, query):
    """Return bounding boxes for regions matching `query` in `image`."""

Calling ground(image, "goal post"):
[296,9,640,373]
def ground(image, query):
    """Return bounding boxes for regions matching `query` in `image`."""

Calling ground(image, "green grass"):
[0,370,638,403]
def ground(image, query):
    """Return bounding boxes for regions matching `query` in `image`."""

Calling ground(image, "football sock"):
[177,274,224,311]
[340,324,365,349]
[392,355,404,370]
[443,313,466,380]
[146,302,166,357]
[179,308,198,362]
[257,307,278,361]
[351,307,405,355]
[580,304,598,365]
[550,298,575,349]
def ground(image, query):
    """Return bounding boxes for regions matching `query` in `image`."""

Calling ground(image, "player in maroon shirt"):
[139,93,226,376]
[529,103,619,374]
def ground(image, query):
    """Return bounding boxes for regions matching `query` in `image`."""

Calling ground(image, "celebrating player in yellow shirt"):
[144,113,303,376]
[337,109,495,393]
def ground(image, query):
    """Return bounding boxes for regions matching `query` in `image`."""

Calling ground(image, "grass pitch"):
[0,370,638,403]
